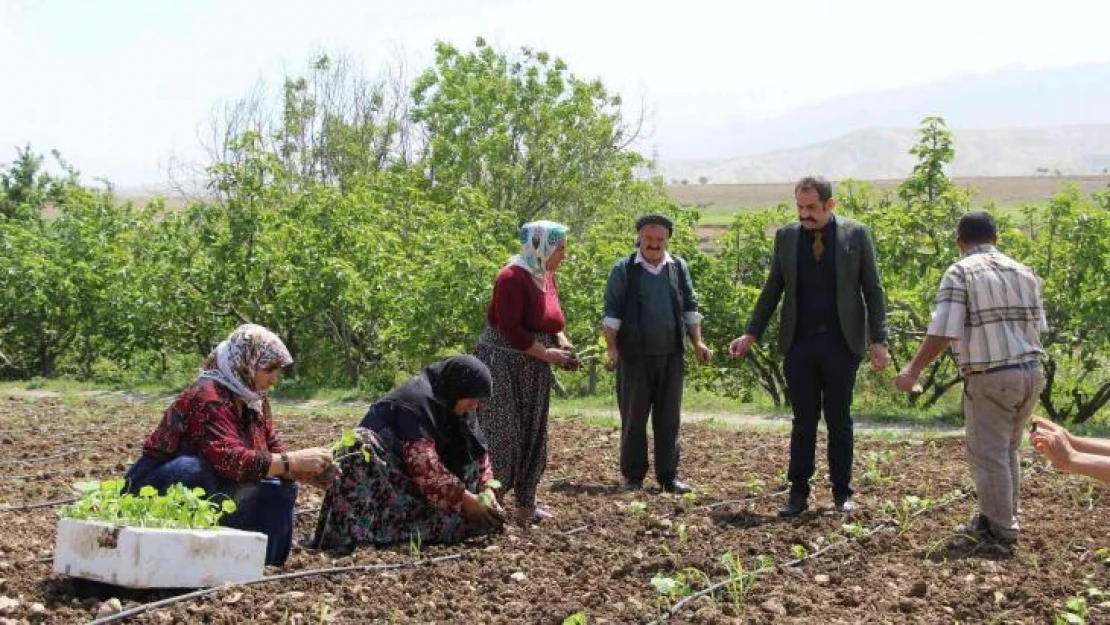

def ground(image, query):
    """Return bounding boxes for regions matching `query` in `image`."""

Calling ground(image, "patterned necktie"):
[812,230,825,262]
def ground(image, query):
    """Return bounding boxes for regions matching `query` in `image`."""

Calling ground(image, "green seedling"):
[679,491,698,509]
[562,611,587,625]
[629,500,648,517]
[719,552,766,610]
[682,566,712,594]
[569,345,603,367]
[409,528,422,560]
[650,570,693,612]
[745,478,765,497]
[840,522,868,538]
[790,544,808,560]
[883,494,932,534]
[862,450,897,486]
[1068,482,1098,511]
[675,523,689,548]
[332,429,372,463]
[1055,594,1088,625]
[477,479,502,507]
[60,479,236,529]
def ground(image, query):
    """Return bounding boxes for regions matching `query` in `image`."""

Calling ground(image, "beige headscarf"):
[198,324,293,411]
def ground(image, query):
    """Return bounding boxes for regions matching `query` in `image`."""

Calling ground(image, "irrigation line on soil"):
[85,553,464,625]
[3,463,125,482]
[0,496,78,512]
[647,488,792,523]
[0,447,83,465]
[698,488,791,511]
[648,490,971,624]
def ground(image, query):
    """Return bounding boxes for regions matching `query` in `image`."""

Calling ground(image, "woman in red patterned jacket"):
[311,355,506,551]
[124,324,334,566]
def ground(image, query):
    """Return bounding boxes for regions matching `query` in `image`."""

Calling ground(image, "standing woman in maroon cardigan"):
[476,220,576,523]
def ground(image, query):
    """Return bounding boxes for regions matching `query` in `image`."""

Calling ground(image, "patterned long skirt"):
[474,326,553,508]
[311,428,487,550]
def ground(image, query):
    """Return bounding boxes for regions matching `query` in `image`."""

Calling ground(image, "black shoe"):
[620,478,643,492]
[956,514,1017,545]
[661,479,693,495]
[834,495,856,514]
[778,493,808,518]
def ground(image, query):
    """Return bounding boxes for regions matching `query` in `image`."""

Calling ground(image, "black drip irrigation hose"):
[0,496,79,513]
[647,490,971,624]
[84,553,464,625]
[0,447,84,466]
[695,488,791,512]
[2,463,129,483]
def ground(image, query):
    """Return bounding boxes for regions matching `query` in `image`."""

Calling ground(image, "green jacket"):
[745,215,887,358]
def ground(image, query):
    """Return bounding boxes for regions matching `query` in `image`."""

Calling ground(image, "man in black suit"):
[729,177,890,516]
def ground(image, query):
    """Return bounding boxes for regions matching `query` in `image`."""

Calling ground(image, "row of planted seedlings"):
[639,443,1107,622]
[642,485,974,621]
[618,440,974,621]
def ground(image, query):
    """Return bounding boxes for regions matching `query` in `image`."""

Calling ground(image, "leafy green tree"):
[840,117,972,407]
[693,207,790,405]
[0,150,148,377]
[1008,188,1110,423]
[1,146,53,223]
[412,37,642,227]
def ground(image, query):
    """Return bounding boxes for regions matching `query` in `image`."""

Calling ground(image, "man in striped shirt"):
[895,211,1046,544]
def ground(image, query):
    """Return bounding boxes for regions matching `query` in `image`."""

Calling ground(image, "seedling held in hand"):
[332,429,372,463]
[477,479,502,507]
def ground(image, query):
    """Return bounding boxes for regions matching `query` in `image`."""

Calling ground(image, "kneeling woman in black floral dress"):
[312,356,506,550]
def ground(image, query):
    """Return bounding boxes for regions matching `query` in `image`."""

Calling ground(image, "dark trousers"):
[617,352,685,484]
[124,455,298,566]
[783,332,861,499]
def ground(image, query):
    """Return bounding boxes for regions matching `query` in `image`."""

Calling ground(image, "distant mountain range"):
[656,63,1110,183]
[657,125,1110,184]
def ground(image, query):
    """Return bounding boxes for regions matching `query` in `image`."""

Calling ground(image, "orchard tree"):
[1007,188,1110,423]
[841,116,972,407]
[693,207,791,405]
[412,37,643,227]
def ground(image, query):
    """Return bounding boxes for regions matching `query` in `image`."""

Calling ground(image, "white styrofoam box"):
[53,518,268,588]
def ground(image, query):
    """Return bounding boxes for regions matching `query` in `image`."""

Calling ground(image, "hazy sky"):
[2,0,1110,186]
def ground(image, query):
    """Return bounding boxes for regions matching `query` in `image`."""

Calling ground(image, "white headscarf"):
[508,220,568,290]
[197,324,293,412]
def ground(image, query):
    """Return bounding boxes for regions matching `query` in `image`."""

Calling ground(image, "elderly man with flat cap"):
[601,214,712,494]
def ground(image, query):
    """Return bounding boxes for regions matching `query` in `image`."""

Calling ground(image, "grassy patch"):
[4,379,1105,434]
[553,390,773,415]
